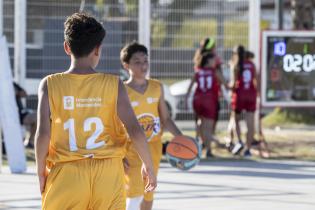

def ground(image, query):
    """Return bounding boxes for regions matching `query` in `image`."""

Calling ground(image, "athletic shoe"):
[232,142,244,155]
[225,142,235,152]
[243,149,252,157]
[206,150,214,158]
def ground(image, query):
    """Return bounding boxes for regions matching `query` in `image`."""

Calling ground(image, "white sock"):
[126,196,144,210]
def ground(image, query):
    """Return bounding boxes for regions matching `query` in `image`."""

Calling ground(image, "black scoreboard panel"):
[262,31,315,107]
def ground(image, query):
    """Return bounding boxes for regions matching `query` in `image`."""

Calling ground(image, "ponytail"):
[237,45,245,75]
[193,37,216,68]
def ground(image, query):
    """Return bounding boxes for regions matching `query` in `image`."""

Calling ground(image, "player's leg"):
[200,117,215,157]
[192,98,203,146]
[228,113,235,142]
[42,160,90,210]
[244,111,255,156]
[212,100,220,134]
[141,140,162,210]
[211,101,225,149]
[231,111,244,155]
[194,115,202,145]
[225,112,235,152]
[234,112,242,142]
[127,196,143,210]
[230,94,244,154]
[125,164,145,210]
[124,144,145,210]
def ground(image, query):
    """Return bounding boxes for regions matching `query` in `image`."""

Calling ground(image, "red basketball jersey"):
[194,67,219,97]
[231,60,257,112]
[234,60,256,93]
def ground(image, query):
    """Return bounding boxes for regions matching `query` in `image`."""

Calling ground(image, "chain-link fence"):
[3,0,250,121]
[150,0,249,120]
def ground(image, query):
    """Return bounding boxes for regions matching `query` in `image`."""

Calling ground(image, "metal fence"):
[3,0,251,121]
[149,0,249,120]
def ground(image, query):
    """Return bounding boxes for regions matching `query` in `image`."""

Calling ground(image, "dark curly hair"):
[64,12,106,58]
[120,41,148,64]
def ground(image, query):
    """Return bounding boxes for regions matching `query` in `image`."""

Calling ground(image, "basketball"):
[165,136,201,170]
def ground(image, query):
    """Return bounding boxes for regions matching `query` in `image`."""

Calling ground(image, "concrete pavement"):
[0,159,315,210]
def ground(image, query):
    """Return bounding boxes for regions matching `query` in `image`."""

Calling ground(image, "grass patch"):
[151,19,270,49]
[263,107,315,128]
[151,19,167,47]
[172,19,218,48]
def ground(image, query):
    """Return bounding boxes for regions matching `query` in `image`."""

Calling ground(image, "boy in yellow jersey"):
[35,13,156,210]
[120,42,183,210]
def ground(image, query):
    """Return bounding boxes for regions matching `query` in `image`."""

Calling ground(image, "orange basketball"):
[166,136,201,170]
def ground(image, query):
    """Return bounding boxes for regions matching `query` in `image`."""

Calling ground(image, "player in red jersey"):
[192,38,226,155]
[186,49,228,158]
[230,45,257,157]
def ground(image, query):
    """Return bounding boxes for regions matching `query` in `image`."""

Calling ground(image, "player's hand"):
[141,164,157,192]
[123,158,130,174]
[38,170,48,195]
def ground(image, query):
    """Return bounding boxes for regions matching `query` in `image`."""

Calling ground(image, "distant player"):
[193,37,223,142]
[35,13,156,210]
[186,50,228,158]
[230,45,257,157]
[120,41,182,210]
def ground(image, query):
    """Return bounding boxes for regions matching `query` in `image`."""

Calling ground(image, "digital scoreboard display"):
[261,31,315,107]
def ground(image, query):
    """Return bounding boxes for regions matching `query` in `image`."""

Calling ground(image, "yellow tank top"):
[47,73,127,164]
[126,79,162,143]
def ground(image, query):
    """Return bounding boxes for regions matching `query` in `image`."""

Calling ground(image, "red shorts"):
[193,94,218,120]
[231,91,257,113]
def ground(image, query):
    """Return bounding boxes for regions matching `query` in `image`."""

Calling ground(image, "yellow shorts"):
[125,140,162,201]
[42,158,126,210]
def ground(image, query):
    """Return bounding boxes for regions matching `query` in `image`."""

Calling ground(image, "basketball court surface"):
[1,159,314,210]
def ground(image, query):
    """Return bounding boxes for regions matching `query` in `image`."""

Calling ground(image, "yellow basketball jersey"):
[46,73,127,164]
[126,79,162,143]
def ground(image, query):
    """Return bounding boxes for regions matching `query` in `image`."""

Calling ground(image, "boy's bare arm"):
[159,84,182,136]
[35,77,51,194]
[117,80,156,191]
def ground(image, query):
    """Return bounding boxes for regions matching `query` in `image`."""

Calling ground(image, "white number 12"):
[64,117,105,152]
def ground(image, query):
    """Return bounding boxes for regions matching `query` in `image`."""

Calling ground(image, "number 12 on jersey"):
[64,117,105,152]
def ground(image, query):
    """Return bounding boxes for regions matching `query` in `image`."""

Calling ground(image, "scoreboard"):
[261,31,315,107]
